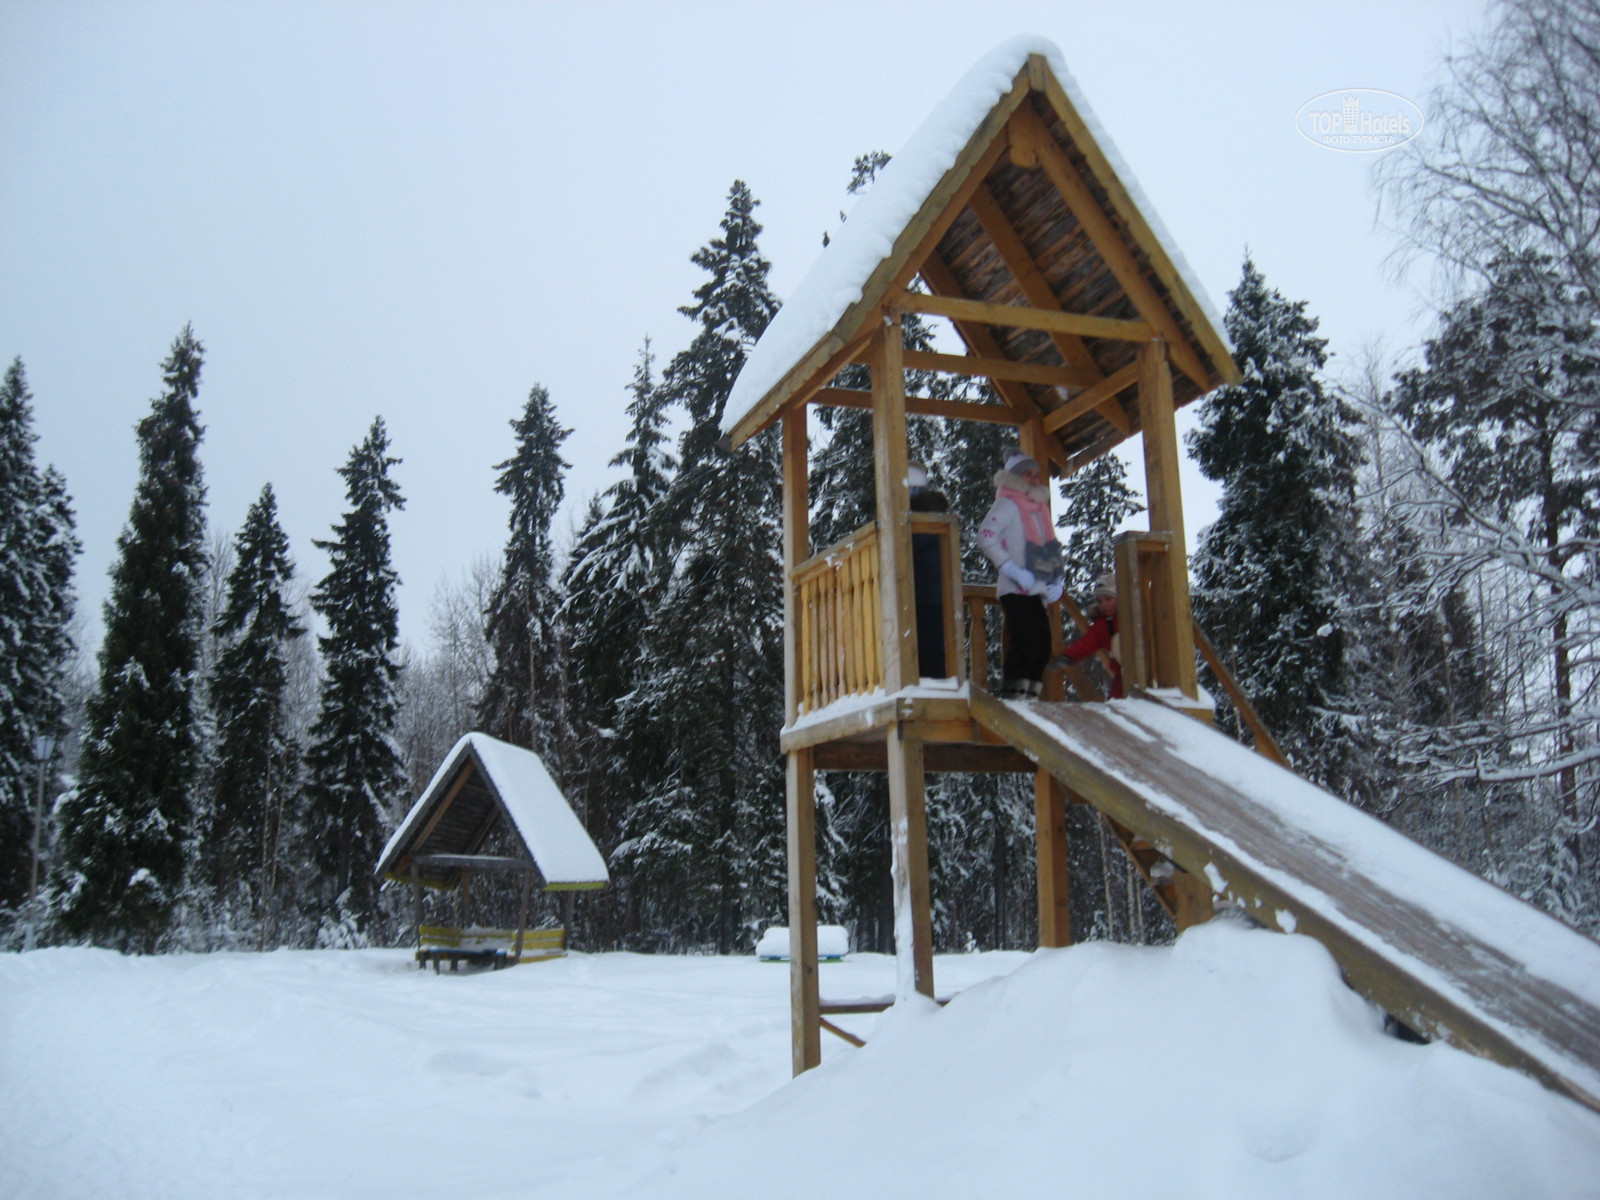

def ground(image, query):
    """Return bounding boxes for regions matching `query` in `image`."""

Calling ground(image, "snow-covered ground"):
[4,920,1598,1199]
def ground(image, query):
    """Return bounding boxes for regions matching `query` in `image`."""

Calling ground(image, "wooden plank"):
[1041,362,1141,435]
[872,320,919,691]
[899,290,1152,344]
[902,349,1096,389]
[725,68,1030,448]
[1138,341,1198,700]
[813,386,1021,425]
[787,747,821,1074]
[782,407,809,726]
[781,695,902,753]
[812,741,1035,774]
[887,722,935,999]
[1035,768,1072,947]
[1031,59,1240,390]
[819,1016,866,1048]
[1014,103,1212,392]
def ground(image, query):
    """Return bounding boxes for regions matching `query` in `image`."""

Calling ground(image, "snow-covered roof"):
[375,732,608,889]
[722,35,1231,446]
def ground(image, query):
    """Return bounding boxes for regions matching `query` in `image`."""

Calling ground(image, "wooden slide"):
[969,689,1600,1115]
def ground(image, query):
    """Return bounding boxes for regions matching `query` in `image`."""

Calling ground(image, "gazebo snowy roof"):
[722,36,1239,471]
[374,733,608,890]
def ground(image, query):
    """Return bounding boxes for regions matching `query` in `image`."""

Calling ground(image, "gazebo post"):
[782,405,822,1074]
[514,870,533,962]
[410,861,422,965]
[872,314,934,1001]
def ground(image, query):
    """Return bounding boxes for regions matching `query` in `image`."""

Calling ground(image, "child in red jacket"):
[1061,574,1124,699]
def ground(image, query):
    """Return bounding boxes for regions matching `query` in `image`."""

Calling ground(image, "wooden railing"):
[794,523,882,714]
[792,514,964,714]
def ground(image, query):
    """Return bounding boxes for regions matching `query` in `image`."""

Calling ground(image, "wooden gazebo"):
[722,38,1241,1073]
[375,733,608,969]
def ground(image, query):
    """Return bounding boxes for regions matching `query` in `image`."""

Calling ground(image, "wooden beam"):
[812,740,1035,773]
[812,387,1019,425]
[782,407,809,726]
[966,182,1132,435]
[887,721,934,999]
[1035,769,1072,947]
[1041,362,1141,435]
[901,349,1097,389]
[898,290,1152,344]
[1138,340,1198,700]
[872,318,919,691]
[787,747,821,1074]
[1031,60,1240,389]
[916,254,1068,473]
[1192,622,1291,768]
[1014,104,1213,392]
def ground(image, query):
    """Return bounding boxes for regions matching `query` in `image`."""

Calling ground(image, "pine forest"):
[5,0,1600,955]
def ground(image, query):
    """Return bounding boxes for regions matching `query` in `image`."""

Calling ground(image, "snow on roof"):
[721,35,1227,439]
[378,732,608,888]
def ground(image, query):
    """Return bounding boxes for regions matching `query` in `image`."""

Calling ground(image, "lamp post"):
[29,734,55,904]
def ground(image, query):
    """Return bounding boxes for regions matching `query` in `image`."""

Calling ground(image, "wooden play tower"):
[723,42,1600,1113]
[724,47,1239,1072]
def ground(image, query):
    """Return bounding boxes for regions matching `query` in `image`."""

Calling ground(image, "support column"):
[787,748,821,1071]
[781,405,821,1073]
[872,316,918,691]
[1035,770,1072,947]
[1137,339,1198,699]
[887,720,934,999]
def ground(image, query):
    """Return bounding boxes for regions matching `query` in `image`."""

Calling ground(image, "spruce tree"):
[1056,454,1141,600]
[303,418,405,936]
[560,342,674,945]
[612,181,784,952]
[1187,258,1361,780]
[56,327,207,949]
[478,384,571,756]
[0,358,78,915]
[204,484,303,930]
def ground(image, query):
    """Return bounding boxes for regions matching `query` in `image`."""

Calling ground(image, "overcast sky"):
[2,0,1479,656]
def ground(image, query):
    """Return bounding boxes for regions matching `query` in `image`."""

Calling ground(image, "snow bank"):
[723,35,1226,438]
[627,921,1600,1200]
[3,926,1595,1199]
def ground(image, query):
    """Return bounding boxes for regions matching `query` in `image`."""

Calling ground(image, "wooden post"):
[1137,339,1198,699]
[781,406,821,1074]
[787,748,821,1073]
[411,862,422,962]
[871,315,918,691]
[782,406,809,725]
[1172,870,1215,931]
[514,871,534,961]
[1035,770,1072,947]
[1113,534,1149,693]
[887,721,934,999]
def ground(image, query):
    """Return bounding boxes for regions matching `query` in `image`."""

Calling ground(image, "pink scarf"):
[997,486,1056,545]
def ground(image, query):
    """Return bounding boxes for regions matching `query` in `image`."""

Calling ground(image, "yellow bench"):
[416,925,566,971]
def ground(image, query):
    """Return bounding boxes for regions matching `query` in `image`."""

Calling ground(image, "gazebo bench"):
[416,924,566,972]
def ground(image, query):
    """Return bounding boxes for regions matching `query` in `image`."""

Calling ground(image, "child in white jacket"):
[978,449,1064,698]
